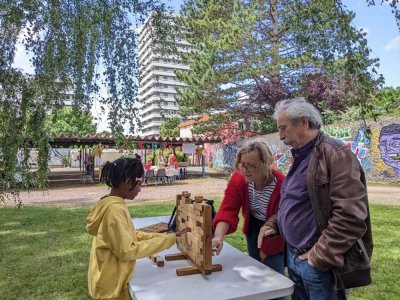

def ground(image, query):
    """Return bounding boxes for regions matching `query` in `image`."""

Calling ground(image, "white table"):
[129,216,294,300]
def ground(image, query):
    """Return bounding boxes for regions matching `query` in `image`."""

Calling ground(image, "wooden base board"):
[164,253,187,261]
[176,264,223,276]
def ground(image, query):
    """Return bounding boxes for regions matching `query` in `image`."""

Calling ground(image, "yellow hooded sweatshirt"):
[86,196,176,300]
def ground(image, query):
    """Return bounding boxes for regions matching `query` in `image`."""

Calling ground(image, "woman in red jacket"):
[212,141,285,275]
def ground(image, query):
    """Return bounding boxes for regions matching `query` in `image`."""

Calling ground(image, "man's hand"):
[212,236,224,256]
[298,252,308,261]
[257,225,276,249]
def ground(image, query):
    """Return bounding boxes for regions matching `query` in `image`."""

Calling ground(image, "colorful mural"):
[206,143,238,171]
[205,118,400,183]
[269,144,293,174]
[322,127,352,139]
[378,123,400,175]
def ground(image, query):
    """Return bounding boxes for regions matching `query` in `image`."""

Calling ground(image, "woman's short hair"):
[273,97,323,129]
[234,141,275,170]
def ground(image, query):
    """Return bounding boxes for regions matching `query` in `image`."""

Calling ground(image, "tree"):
[159,116,181,138]
[45,107,97,137]
[370,86,400,117]
[0,1,173,202]
[175,0,397,134]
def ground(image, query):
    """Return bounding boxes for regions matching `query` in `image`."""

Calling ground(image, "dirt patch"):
[2,178,399,207]
[3,178,229,206]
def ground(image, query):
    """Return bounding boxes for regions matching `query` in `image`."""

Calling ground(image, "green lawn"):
[0,203,399,300]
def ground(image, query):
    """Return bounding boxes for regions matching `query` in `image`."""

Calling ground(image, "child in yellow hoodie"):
[86,158,180,300]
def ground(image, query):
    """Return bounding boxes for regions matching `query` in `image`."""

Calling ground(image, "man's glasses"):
[238,163,261,172]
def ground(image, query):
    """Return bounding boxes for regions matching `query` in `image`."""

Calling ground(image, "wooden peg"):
[194,196,203,203]
[155,256,164,267]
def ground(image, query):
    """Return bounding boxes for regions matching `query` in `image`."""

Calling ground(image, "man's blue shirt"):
[278,136,320,249]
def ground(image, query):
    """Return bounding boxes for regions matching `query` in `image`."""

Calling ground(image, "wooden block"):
[155,256,164,267]
[194,215,205,223]
[165,253,186,261]
[176,266,201,276]
[182,191,191,198]
[211,264,223,272]
[193,203,205,211]
[194,196,203,203]
[193,209,202,216]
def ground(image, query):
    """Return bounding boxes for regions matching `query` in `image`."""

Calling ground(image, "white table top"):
[129,216,294,300]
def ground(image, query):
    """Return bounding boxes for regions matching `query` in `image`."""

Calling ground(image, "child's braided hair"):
[100,158,144,188]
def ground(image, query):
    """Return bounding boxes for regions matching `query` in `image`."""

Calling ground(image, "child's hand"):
[175,227,190,237]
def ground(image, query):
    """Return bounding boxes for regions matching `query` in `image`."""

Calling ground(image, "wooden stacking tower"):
[165,191,222,276]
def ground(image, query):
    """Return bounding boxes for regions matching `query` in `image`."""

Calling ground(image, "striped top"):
[248,177,277,221]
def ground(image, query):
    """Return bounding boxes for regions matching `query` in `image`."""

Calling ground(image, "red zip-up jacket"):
[213,169,285,256]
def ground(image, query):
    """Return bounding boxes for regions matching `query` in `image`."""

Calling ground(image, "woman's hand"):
[212,236,224,256]
[257,225,276,249]
[259,250,267,262]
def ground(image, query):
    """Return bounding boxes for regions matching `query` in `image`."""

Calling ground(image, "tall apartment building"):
[137,14,193,136]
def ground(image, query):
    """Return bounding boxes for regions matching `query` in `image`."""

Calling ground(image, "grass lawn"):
[0,203,399,300]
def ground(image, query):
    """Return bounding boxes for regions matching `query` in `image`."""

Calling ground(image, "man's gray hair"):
[273,98,323,129]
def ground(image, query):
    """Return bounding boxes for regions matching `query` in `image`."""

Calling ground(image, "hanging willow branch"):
[0,0,172,203]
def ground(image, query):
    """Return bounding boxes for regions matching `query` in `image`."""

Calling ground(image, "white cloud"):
[384,36,400,51]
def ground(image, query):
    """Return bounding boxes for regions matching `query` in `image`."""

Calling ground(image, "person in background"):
[168,153,179,169]
[260,98,372,299]
[144,159,153,171]
[86,158,185,299]
[84,154,90,174]
[212,141,285,275]
[158,153,166,168]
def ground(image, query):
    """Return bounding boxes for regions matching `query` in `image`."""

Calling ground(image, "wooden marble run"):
[165,191,222,276]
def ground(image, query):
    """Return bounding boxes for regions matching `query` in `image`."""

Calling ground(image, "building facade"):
[137,14,193,136]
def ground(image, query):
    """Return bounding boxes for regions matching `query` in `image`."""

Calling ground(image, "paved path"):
[3,178,400,206]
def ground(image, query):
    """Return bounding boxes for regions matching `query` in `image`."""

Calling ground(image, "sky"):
[342,0,400,88]
[12,0,400,132]
[168,0,400,87]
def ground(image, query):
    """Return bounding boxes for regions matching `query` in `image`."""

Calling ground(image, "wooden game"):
[137,222,169,233]
[165,191,222,276]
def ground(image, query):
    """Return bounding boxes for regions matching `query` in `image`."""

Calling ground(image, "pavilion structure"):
[47,133,223,183]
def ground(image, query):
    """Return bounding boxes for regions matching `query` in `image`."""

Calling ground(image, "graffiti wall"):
[205,143,239,171]
[322,118,400,182]
[206,116,400,183]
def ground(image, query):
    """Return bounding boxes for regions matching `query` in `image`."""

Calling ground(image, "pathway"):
[3,178,400,206]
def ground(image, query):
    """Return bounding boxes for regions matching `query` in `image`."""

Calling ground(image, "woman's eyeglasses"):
[238,163,261,172]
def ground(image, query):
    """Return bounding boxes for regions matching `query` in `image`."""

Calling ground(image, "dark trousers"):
[287,244,348,300]
[246,215,285,275]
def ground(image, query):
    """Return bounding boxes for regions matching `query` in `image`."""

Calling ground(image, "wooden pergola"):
[48,133,223,180]
[49,133,223,148]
